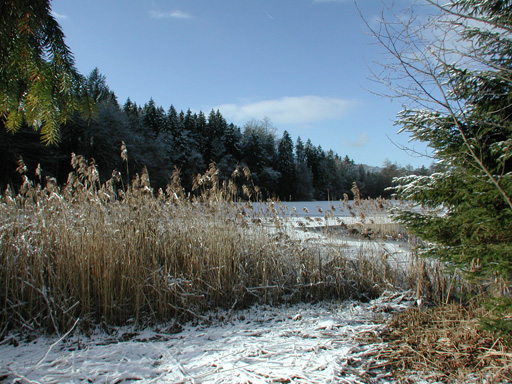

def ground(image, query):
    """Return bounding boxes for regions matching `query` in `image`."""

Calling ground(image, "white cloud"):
[51,10,68,20]
[149,10,192,20]
[342,132,369,148]
[214,96,355,125]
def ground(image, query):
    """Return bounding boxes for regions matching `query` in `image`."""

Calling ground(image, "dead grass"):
[0,155,424,337]
[4,155,504,382]
[370,304,512,383]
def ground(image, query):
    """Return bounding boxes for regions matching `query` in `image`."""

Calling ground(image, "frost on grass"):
[1,161,425,382]
[0,293,413,383]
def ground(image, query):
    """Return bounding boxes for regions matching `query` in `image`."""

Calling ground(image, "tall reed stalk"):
[0,156,467,336]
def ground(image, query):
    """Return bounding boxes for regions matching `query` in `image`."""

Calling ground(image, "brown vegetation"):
[371,304,512,383]
[0,155,412,337]
[3,154,509,382]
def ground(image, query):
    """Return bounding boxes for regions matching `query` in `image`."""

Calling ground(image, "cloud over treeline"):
[149,10,192,20]
[342,132,369,148]
[215,96,355,125]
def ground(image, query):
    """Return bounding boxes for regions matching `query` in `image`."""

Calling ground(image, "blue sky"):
[51,0,432,168]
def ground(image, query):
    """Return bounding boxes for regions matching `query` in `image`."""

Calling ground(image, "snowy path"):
[0,293,413,383]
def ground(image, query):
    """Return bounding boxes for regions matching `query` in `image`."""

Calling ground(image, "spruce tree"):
[305,140,328,200]
[85,68,117,105]
[241,119,279,197]
[142,98,165,136]
[123,98,139,118]
[295,137,314,200]
[0,0,83,143]
[323,150,344,200]
[370,0,512,297]
[277,130,296,200]
[205,110,227,164]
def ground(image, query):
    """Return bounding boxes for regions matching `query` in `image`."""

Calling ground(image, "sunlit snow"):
[0,293,414,383]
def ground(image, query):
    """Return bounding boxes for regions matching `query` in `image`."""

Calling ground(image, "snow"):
[0,293,414,383]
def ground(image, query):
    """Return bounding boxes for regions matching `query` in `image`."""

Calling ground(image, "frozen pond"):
[243,199,398,218]
[241,200,415,266]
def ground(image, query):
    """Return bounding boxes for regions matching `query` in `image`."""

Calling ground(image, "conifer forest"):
[0,68,429,200]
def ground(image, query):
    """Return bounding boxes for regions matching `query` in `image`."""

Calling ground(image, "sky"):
[51,0,433,168]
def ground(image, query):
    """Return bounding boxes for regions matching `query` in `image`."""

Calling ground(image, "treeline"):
[0,69,430,200]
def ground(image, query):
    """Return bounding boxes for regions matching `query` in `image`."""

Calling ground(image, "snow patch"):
[0,293,414,383]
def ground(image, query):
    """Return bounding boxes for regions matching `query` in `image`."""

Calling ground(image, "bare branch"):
[358,0,512,210]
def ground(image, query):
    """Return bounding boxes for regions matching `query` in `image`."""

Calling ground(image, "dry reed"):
[0,154,473,342]
[370,304,512,383]
[0,155,421,337]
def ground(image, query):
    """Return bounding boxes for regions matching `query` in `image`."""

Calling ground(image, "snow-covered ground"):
[0,292,415,383]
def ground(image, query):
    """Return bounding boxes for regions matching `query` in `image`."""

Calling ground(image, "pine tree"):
[0,0,83,143]
[142,98,165,136]
[242,119,279,197]
[123,98,139,118]
[277,131,296,200]
[85,68,117,105]
[370,0,512,296]
[295,137,314,200]
[205,110,227,164]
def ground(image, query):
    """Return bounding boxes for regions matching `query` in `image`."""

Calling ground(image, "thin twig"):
[33,317,80,369]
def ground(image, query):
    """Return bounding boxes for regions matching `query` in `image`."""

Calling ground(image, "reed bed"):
[0,156,421,337]
[2,154,480,345]
[5,155,501,382]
